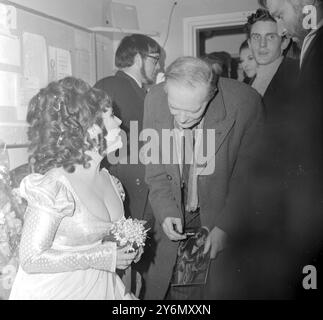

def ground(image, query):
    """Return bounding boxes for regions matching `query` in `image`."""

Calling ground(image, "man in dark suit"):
[259,0,323,298]
[241,9,302,299]
[95,35,162,295]
[246,9,299,101]
[142,57,264,300]
[95,34,161,225]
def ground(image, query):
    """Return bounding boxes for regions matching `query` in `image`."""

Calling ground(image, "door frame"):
[183,11,253,57]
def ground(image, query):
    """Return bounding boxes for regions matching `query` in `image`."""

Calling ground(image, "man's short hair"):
[165,56,218,100]
[115,34,161,68]
[246,8,277,38]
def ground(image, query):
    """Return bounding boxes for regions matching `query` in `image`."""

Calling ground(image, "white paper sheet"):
[48,46,72,82]
[0,34,20,66]
[23,32,48,88]
[17,76,40,121]
[0,71,19,107]
[0,4,17,32]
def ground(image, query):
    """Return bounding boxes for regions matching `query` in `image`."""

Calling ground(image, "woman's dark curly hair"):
[27,77,111,174]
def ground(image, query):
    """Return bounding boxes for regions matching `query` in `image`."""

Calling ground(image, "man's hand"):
[162,217,187,241]
[203,226,228,259]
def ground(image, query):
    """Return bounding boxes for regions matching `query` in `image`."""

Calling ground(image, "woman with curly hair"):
[9,77,140,300]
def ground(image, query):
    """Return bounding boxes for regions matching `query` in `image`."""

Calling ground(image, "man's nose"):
[155,60,161,71]
[177,112,187,123]
[260,36,268,48]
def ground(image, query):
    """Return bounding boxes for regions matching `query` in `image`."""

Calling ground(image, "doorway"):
[183,11,253,80]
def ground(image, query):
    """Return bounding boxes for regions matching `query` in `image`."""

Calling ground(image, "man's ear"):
[134,53,143,68]
[281,36,291,52]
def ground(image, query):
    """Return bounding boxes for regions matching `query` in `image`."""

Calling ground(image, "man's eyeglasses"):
[250,33,280,43]
[143,54,160,65]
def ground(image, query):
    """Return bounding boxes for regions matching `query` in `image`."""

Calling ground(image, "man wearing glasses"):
[95,34,162,296]
[95,34,161,284]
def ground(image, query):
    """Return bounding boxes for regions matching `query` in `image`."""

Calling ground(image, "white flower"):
[0,242,11,258]
[2,202,11,215]
[7,216,19,229]
[12,188,22,204]
[0,227,8,241]
[0,211,5,225]
[110,217,148,252]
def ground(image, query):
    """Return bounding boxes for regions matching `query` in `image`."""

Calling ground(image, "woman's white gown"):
[9,168,134,300]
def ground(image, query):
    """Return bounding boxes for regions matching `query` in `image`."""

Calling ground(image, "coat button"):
[167,175,172,181]
[136,178,141,186]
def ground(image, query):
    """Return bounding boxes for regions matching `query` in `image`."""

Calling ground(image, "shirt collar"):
[174,117,205,131]
[122,71,142,88]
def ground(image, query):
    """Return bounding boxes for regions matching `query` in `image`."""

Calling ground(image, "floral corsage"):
[102,217,148,251]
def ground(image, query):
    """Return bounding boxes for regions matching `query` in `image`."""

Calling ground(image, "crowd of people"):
[7,0,323,300]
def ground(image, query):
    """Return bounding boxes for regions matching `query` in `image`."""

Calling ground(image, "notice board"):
[0,0,96,153]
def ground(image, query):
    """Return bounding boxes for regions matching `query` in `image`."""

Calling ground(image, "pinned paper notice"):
[17,76,40,121]
[0,70,19,107]
[23,32,48,88]
[49,46,72,82]
[0,34,20,66]
[0,4,17,33]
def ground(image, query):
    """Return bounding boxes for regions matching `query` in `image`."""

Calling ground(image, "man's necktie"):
[181,130,191,206]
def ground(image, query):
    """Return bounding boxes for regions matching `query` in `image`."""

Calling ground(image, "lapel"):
[154,87,181,186]
[263,58,284,101]
[196,82,236,175]
[301,27,323,72]
[159,109,182,186]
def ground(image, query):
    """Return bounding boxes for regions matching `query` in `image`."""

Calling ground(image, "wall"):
[8,0,108,28]
[9,0,260,72]
[114,0,259,66]
[2,0,112,169]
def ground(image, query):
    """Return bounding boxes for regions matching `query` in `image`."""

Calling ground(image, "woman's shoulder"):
[20,168,66,191]
[20,168,75,216]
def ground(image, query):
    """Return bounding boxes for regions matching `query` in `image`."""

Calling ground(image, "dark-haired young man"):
[239,9,306,299]
[246,8,299,100]
[95,34,161,223]
[95,35,162,295]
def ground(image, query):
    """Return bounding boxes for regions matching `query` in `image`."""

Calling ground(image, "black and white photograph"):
[171,227,211,286]
[0,0,322,308]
